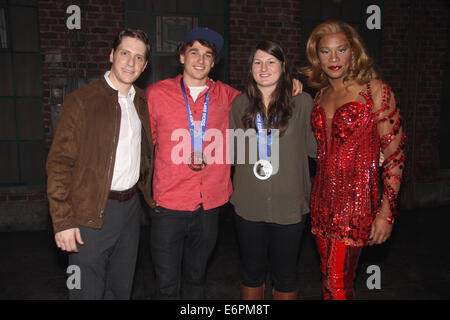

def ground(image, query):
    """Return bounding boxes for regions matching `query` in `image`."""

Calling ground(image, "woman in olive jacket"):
[229,40,316,300]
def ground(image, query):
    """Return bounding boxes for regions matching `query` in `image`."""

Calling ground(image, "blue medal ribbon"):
[255,113,274,161]
[180,78,210,153]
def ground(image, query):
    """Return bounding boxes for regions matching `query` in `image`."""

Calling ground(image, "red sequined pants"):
[316,236,362,300]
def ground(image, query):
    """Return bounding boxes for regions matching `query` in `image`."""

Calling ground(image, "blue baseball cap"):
[183,27,224,53]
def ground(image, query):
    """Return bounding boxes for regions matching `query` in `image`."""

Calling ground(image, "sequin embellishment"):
[310,82,406,247]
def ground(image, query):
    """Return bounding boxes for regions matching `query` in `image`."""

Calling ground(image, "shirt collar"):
[177,73,215,95]
[104,71,136,99]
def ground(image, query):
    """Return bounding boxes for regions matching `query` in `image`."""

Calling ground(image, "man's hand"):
[292,78,303,96]
[368,215,393,246]
[55,228,84,252]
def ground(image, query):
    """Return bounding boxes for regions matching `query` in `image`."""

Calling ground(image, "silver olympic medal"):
[253,159,273,180]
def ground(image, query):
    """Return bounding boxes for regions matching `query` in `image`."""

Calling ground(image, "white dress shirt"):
[104,71,141,191]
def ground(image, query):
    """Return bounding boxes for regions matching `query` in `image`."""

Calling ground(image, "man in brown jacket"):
[46,29,155,299]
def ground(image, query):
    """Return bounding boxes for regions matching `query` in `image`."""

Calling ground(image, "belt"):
[108,185,137,202]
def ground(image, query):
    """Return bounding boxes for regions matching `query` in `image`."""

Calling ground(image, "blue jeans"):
[150,205,220,299]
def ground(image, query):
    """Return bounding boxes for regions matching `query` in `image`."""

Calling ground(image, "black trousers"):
[234,214,306,292]
[68,193,142,300]
[150,205,219,299]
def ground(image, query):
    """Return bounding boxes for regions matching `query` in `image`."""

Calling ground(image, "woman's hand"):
[379,151,385,166]
[368,214,393,246]
[292,78,303,96]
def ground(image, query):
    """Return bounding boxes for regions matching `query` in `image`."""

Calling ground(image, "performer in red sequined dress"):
[301,20,406,299]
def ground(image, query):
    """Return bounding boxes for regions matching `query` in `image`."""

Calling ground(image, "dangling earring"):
[350,53,356,74]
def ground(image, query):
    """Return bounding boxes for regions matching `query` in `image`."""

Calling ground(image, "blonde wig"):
[301,20,379,88]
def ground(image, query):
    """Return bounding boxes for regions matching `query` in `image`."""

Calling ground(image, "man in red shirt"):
[146,28,240,299]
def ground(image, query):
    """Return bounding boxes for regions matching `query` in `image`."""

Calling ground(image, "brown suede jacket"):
[46,76,155,234]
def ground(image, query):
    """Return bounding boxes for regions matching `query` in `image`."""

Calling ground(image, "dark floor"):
[0,203,449,300]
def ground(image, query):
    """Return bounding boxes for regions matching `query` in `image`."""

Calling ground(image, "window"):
[0,8,7,48]
[125,0,229,89]
[0,1,44,186]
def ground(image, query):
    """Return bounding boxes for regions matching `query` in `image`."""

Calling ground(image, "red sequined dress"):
[310,80,406,247]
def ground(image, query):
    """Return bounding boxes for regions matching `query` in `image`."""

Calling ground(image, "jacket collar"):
[98,72,146,102]
[99,74,119,97]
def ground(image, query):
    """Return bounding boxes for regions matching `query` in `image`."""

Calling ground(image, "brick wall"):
[38,0,124,151]
[0,1,125,219]
[228,0,302,91]
[382,0,449,187]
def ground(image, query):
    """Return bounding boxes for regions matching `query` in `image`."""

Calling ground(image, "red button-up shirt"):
[146,74,240,211]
